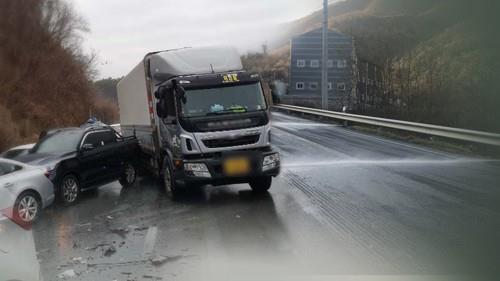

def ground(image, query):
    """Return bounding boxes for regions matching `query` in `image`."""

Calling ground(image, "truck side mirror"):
[175,85,187,104]
[154,86,169,99]
[155,87,175,119]
[154,89,161,99]
[156,100,168,118]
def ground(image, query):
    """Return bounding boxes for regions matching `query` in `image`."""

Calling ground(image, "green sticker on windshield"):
[228,105,246,112]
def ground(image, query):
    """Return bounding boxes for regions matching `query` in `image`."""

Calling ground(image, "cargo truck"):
[117,47,280,198]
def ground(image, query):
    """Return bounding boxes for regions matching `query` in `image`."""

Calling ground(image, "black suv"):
[14,125,139,205]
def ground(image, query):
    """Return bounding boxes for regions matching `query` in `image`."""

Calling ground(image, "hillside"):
[0,0,117,151]
[269,0,500,132]
[274,0,496,59]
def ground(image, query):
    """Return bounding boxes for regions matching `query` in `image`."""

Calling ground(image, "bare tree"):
[0,0,115,149]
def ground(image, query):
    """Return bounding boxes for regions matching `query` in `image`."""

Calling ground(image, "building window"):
[296,82,305,90]
[327,60,334,68]
[328,82,333,90]
[337,59,347,68]
[337,82,346,91]
[309,82,318,90]
[310,60,320,68]
[297,59,306,68]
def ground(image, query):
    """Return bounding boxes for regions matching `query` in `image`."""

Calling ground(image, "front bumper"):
[173,148,280,186]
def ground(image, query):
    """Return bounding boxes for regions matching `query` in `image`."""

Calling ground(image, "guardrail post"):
[342,106,348,127]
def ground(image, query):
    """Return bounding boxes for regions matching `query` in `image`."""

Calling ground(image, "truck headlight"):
[262,153,280,171]
[184,163,211,178]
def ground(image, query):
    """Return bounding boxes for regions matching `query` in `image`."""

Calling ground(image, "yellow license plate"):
[223,157,250,176]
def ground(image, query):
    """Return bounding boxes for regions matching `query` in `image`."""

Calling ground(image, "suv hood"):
[13,152,75,166]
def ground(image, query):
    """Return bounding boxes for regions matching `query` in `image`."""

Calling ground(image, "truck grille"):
[202,134,260,148]
[196,117,263,132]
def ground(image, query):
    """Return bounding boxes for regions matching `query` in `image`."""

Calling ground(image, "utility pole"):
[321,0,329,110]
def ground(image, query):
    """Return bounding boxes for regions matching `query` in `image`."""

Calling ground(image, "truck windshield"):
[31,130,83,154]
[180,83,267,118]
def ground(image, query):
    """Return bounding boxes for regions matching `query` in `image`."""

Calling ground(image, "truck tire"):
[119,162,137,188]
[249,176,272,193]
[162,157,180,199]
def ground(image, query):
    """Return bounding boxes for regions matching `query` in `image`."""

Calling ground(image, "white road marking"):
[142,226,158,257]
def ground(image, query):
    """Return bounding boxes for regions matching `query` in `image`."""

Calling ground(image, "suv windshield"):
[32,130,83,154]
[180,82,267,118]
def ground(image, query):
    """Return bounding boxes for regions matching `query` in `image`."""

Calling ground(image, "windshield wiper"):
[206,108,247,116]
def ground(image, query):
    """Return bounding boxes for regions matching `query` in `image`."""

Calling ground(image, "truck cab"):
[117,47,280,197]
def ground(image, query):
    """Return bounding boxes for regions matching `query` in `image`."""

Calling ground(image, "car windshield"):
[32,130,83,154]
[180,83,267,118]
[1,149,25,159]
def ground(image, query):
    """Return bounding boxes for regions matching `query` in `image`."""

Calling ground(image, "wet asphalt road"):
[3,111,500,280]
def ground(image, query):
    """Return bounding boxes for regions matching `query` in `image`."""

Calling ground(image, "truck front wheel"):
[249,176,272,193]
[162,158,180,199]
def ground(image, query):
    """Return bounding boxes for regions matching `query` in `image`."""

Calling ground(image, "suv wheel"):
[14,191,41,224]
[59,174,80,206]
[249,176,272,193]
[119,162,137,187]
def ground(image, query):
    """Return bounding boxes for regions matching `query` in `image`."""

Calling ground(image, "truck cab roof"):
[147,46,243,83]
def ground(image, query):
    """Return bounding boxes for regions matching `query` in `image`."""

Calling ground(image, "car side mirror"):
[81,143,95,152]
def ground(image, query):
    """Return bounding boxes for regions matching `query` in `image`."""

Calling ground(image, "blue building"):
[286,28,355,110]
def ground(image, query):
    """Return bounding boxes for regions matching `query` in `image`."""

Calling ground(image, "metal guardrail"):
[273,104,500,146]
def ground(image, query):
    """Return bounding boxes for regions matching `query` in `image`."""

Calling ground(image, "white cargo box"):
[117,62,151,127]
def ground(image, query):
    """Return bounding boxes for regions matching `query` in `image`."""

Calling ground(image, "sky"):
[72,0,328,79]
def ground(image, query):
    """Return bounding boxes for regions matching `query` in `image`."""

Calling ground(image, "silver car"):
[0,158,55,224]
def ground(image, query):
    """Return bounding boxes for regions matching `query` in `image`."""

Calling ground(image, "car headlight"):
[184,163,211,178]
[44,163,59,181]
[262,153,280,171]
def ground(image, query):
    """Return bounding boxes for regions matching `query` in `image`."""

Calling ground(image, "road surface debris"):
[57,269,77,279]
